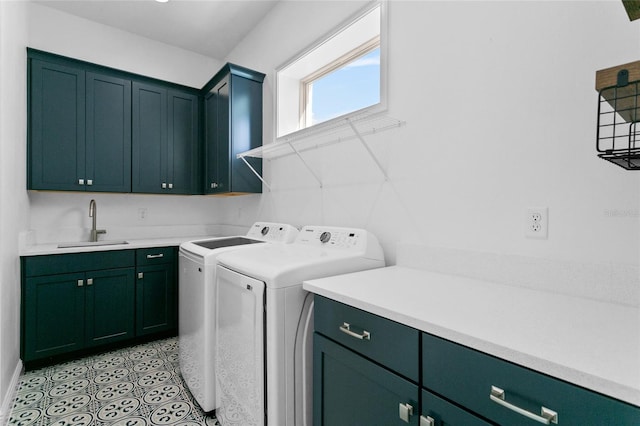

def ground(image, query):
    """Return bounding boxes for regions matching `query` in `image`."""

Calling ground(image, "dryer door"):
[216,265,266,426]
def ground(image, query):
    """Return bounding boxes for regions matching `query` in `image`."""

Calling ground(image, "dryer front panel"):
[216,265,265,426]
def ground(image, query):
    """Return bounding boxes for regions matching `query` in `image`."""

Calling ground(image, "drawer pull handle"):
[420,416,435,426]
[146,254,164,259]
[398,402,413,423]
[490,386,558,424]
[339,322,370,340]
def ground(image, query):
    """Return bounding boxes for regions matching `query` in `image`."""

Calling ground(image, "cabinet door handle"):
[138,272,144,279]
[168,183,173,189]
[78,179,85,185]
[420,415,435,426]
[146,254,164,259]
[162,182,167,189]
[339,322,370,340]
[77,279,84,287]
[398,403,414,423]
[86,278,93,286]
[211,182,218,189]
[490,386,558,424]
[87,179,93,186]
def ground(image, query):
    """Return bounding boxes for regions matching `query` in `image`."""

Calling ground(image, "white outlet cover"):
[525,207,548,239]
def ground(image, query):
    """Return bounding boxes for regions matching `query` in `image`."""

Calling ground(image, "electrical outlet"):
[525,207,548,239]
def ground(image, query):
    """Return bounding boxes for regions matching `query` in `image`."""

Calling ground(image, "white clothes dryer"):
[178,222,298,414]
[214,226,385,426]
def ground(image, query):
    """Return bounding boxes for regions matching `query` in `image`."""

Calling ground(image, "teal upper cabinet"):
[29,53,131,192]
[29,59,86,191]
[132,82,167,194]
[27,50,264,196]
[203,64,265,195]
[132,83,200,194]
[168,90,200,194]
[86,72,132,192]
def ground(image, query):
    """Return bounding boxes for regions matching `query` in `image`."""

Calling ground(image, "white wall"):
[27,2,222,88]
[0,0,30,419]
[221,1,640,272]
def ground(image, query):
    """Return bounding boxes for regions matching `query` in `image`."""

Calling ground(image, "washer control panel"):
[246,222,299,243]
[296,226,369,250]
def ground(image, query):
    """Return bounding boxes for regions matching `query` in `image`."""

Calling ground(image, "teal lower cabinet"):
[313,296,640,426]
[313,333,419,425]
[422,333,640,426]
[85,268,135,347]
[22,247,178,365]
[23,272,86,361]
[135,247,177,336]
[23,267,135,362]
[313,296,420,425]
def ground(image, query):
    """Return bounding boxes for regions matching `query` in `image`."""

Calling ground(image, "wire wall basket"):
[596,64,640,170]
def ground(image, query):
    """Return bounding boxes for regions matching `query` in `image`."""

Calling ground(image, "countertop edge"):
[19,235,214,256]
[303,269,640,408]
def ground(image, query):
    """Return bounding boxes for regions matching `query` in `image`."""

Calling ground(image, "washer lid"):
[179,222,299,259]
[217,241,385,289]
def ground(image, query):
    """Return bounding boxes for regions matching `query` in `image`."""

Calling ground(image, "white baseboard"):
[0,359,23,426]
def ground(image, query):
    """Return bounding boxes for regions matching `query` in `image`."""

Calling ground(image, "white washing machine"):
[178,222,299,414]
[214,226,385,426]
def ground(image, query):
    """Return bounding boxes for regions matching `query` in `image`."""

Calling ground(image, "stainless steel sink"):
[57,240,129,248]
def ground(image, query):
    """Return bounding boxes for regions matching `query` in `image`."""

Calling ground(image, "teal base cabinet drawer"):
[314,333,419,426]
[136,246,175,265]
[314,296,419,381]
[422,333,640,425]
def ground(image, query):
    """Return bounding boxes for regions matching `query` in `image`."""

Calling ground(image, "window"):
[276,2,385,138]
[302,37,380,127]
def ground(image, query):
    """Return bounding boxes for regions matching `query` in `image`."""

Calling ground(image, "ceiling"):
[33,0,280,59]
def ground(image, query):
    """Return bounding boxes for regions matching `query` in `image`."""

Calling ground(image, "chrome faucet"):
[89,199,107,242]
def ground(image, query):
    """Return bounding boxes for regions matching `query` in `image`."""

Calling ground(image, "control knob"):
[320,231,331,243]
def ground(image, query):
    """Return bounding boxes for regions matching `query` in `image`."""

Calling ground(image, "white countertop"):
[303,265,640,407]
[20,235,214,256]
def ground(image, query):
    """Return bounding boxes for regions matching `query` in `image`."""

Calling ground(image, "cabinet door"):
[314,333,419,426]
[132,82,167,194]
[136,263,176,336]
[229,75,263,193]
[86,72,132,192]
[168,89,199,194]
[29,60,86,191]
[421,390,492,426]
[204,77,230,194]
[23,273,85,361]
[85,268,135,348]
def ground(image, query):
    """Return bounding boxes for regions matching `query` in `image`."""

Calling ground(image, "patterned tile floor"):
[8,337,220,426]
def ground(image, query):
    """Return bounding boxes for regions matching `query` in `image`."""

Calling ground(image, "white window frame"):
[275,1,388,140]
[300,36,381,128]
